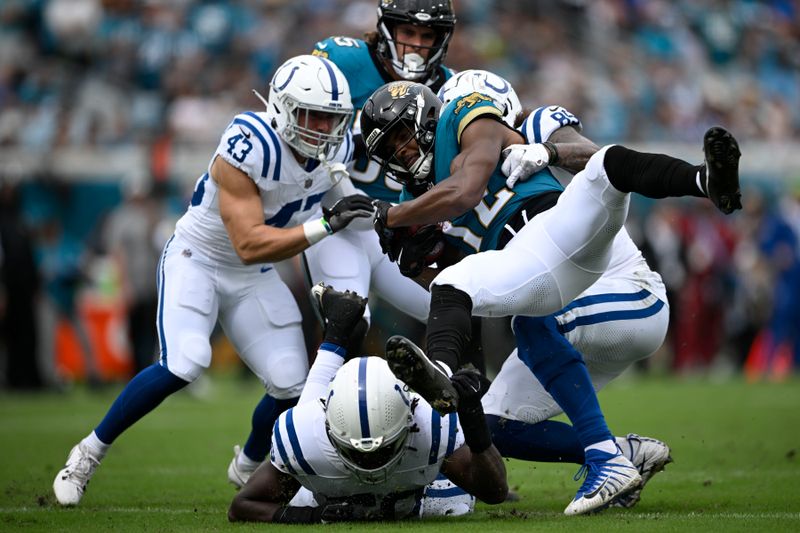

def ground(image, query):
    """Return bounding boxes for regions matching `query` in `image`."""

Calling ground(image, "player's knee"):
[169,334,212,382]
[265,355,307,399]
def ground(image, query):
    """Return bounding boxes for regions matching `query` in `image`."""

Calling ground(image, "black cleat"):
[703,126,742,214]
[310,283,367,339]
[385,335,458,414]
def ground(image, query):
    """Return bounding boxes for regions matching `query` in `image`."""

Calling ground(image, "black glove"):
[450,369,493,454]
[397,224,445,278]
[273,500,383,523]
[372,200,399,261]
[323,195,375,233]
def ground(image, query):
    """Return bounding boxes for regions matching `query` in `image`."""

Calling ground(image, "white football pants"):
[156,234,307,398]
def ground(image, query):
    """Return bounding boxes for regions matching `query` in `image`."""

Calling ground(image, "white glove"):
[501,143,552,189]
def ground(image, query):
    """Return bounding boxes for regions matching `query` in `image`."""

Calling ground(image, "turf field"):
[1,374,799,532]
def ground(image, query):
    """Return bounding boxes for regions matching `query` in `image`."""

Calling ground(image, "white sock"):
[585,439,618,455]
[82,431,110,460]
[237,451,261,471]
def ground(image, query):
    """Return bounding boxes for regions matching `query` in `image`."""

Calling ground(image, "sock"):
[585,439,618,455]
[486,416,584,463]
[94,363,189,444]
[242,394,299,462]
[82,431,110,460]
[236,450,261,470]
[513,315,614,449]
[426,285,473,371]
[603,145,705,198]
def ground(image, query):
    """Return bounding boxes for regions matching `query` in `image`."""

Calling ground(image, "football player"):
[52,55,375,506]
[228,284,506,523]
[302,0,458,353]
[361,80,742,514]
[441,70,673,510]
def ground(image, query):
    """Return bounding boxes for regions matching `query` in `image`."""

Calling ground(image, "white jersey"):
[270,394,464,518]
[174,111,354,266]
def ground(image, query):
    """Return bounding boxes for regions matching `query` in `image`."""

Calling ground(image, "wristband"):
[542,141,559,166]
[457,403,493,454]
[303,218,331,245]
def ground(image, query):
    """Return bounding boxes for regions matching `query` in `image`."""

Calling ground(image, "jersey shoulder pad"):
[269,403,323,476]
[312,36,369,73]
[519,105,582,143]
[215,111,282,183]
[444,92,504,143]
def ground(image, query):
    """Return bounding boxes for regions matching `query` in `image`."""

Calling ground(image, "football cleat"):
[384,335,458,414]
[53,443,101,506]
[311,282,367,335]
[702,126,742,215]
[563,448,642,516]
[227,445,259,489]
[611,434,673,508]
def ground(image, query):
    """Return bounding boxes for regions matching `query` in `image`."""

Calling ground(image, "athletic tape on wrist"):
[303,218,331,245]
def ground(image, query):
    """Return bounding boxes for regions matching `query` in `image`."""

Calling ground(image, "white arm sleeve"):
[297,345,346,405]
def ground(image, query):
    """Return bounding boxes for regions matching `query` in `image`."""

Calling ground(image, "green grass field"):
[1,374,799,532]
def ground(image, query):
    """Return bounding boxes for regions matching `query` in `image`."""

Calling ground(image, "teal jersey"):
[432,93,564,254]
[313,36,453,202]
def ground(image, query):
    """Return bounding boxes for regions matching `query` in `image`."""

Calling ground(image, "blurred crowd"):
[1,0,799,389]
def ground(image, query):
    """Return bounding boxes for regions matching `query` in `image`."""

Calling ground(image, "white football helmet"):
[437,69,522,128]
[324,357,413,484]
[262,55,353,160]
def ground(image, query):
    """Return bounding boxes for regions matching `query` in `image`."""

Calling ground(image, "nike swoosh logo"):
[260,265,272,273]
[548,106,560,112]
[584,477,609,499]
[317,42,328,50]
[239,127,251,139]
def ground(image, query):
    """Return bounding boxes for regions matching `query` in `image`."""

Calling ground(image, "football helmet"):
[262,55,353,161]
[438,69,522,128]
[324,357,413,484]
[361,81,441,187]
[376,0,456,81]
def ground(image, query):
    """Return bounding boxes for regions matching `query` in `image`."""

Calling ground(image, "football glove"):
[322,195,375,233]
[372,200,399,261]
[397,224,445,278]
[501,142,558,189]
[450,368,493,453]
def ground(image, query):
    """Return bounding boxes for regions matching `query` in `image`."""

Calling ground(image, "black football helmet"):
[361,81,441,188]
[376,0,456,81]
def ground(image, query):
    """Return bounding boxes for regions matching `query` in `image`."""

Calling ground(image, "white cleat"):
[564,448,642,516]
[53,443,101,506]
[227,445,260,489]
[612,434,673,508]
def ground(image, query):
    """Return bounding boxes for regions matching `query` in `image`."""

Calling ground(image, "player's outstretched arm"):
[547,125,600,174]
[213,157,373,264]
[439,369,508,504]
[228,461,300,522]
[386,118,513,228]
[214,156,315,264]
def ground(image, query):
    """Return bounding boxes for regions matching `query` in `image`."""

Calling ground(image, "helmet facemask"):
[280,96,352,161]
[376,1,456,81]
[365,91,437,188]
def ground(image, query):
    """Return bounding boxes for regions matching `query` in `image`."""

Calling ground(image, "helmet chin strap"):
[394,53,427,80]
